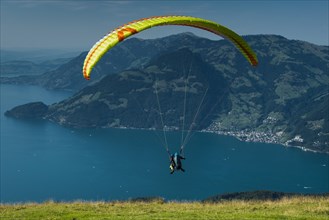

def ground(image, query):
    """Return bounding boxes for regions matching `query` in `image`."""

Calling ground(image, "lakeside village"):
[203,122,320,154]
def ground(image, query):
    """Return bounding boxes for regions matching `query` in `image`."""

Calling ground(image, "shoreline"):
[95,124,328,155]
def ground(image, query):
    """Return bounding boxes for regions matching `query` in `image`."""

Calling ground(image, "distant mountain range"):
[3,33,329,153]
[0,49,80,77]
[0,58,72,77]
[1,49,81,63]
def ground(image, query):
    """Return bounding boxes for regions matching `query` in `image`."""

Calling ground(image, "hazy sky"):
[1,0,328,50]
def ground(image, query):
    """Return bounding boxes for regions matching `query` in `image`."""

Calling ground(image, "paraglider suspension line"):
[154,80,170,156]
[181,61,193,148]
[181,87,208,153]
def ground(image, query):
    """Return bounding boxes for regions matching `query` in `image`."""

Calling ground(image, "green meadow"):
[1,196,328,220]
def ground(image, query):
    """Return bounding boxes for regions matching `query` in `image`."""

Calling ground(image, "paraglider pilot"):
[170,152,185,174]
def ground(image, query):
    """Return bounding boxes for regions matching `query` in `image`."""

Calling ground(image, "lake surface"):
[1,84,328,203]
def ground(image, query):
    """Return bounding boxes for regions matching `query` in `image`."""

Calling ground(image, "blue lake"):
[1,84,328,203]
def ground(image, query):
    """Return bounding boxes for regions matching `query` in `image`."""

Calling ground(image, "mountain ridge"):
[3,33,329,153]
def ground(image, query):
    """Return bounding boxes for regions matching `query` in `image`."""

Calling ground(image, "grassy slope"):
[1,197,329,220]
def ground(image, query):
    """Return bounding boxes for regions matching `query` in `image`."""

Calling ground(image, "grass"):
[1,196,329,220]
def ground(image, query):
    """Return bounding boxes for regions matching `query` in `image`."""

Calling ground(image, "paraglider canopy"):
[83,15,258,80]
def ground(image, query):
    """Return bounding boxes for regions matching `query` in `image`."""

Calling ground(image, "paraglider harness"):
[169,149,185,174]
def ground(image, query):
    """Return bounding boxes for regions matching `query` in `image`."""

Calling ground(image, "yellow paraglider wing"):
[83,15,258,80]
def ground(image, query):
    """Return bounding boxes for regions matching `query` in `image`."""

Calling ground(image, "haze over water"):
[1,84,328,203]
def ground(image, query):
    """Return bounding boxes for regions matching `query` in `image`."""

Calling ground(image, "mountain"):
[4,34,329,153]
[4,49,223,127]
[0,33,229,91]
